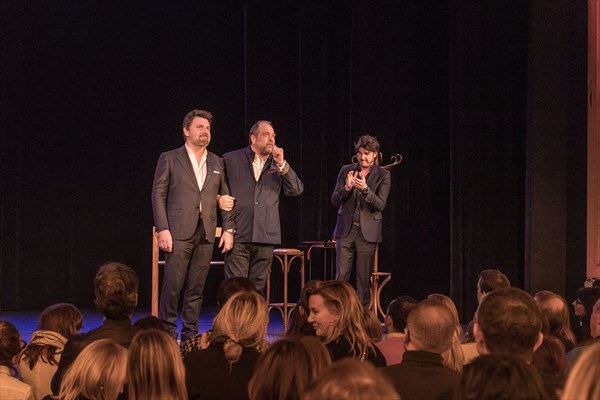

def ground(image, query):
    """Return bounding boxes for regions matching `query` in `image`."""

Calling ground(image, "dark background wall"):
[0,0,587,320]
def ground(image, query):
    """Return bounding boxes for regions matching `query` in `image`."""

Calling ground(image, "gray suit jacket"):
[331,163,391,243]
[152,146,234,242]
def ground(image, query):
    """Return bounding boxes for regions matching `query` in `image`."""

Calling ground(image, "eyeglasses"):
[575,299,583,305]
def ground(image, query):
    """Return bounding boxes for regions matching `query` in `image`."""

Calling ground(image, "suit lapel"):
[176,146,201,192]
[202,153,216,191]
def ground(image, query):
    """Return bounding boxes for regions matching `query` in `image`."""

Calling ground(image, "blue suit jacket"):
[222,146,303,245]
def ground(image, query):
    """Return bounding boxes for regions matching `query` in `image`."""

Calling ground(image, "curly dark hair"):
[94,262,139,320]
[354,135,380,153]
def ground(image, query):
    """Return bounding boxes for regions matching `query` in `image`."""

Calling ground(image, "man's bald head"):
[405,299,456,354]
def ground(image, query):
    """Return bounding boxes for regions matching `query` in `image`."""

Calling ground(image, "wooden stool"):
[266,248,305,332]
[368,244,392,321]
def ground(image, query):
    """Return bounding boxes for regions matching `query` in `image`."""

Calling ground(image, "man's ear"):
[384,315,393,329]
[473,322,489,355]
[533,332,544,352]
[403,328,410,344]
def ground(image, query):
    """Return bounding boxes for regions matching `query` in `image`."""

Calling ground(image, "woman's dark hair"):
[453,354,547,400]
[0,320,22,367]
[22,303,82,369]
[576,287,600,317]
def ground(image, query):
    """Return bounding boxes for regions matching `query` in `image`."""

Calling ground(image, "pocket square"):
[212,170,220,174]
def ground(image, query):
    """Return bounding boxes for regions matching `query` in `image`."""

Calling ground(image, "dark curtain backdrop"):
[0,1,586,320]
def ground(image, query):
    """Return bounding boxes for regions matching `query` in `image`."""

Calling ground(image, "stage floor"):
[0,308,287,343]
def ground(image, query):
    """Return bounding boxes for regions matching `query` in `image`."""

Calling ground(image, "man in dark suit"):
[331,135,391,305]
[52,262,139,394]
[222,120,303,292]
[152,109,235,341]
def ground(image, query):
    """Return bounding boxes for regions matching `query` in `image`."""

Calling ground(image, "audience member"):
[383,299,460,400]
[285,280,319,339]
[531,334,568,396]
[306,280,386,366]
[460,316,479,364]
[463,269,510,344]
[562,342,600,400]
[127,329,187,400]
[181,277,257,355]
[474,287,543,362]
[534,290,576,350]
[302,358,399,400]
[51,262,139,394]
[57,338,128,400]
[428,293,465,372]
[133,315,168,331]
[248,337,331,400]
[375,295,416,366]
[567,297,600,366]
[453,354,547,400]
[361,308,382,343]
[476,269,510,303]
[571,286,600,344]
[19,303,82,400]
[183,291,269,400]
[0,320,33,400]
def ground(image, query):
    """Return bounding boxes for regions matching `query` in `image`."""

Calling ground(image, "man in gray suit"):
[152,109,235,341]
[222,120,304,292]
[331,135,391,306]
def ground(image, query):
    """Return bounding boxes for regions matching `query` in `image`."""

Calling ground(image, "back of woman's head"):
[453,354,547,400]
[38,303,83,338]
[0,320,22,367]
[301,358,399,400]
[362,308,383,342]
[531,334,568,382]
[562,343,600,400]
[59,339,128,400]
[212,290,268,363]
[248,338,331,400]
[216,277,257,307]
[127,329,187,400]
[22,303,83,370]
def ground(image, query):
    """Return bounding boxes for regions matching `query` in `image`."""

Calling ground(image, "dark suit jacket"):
[331,163,391,243]
[383,350,460,400]
[51,318,138,394]
[222,146,303,244]
[152,146,234,241]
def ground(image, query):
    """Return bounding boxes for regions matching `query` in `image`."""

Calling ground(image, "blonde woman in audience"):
[19,303,82,400]
[562,342,600,400]
[57,338,127,400]
[0,320,33,400]
[183,291,269,400]
[306,280,386,366]
[127,329,187,400]
[428,293,465,372]
[248,336,331,400]
[302,358,399,400]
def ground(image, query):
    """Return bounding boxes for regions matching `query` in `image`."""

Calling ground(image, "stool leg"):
[283,255,289,331]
